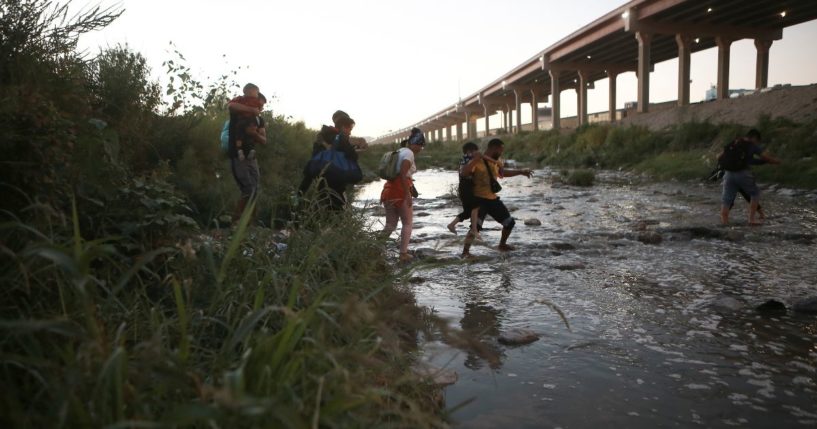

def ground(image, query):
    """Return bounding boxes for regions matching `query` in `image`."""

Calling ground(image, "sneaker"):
[497,244,515,252]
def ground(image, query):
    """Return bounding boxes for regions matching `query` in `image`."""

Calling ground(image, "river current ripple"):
[357,168,817,428]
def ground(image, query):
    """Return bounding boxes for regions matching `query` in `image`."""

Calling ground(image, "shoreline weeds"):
[359,119,817,191]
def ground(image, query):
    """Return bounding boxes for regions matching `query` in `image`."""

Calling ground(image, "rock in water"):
[793,297,817,314]
[550,242,576,251]
[524,218,542,226]
[710,296,743,312]
[756,299,787,314]
[498,329,540,345]
[637,232,662,245]
[412,362,458,386]
[413,248,442,260]
[553,261,585,271]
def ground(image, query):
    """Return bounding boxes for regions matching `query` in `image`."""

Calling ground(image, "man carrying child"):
[461,138,532,258]
[228,83,267,221]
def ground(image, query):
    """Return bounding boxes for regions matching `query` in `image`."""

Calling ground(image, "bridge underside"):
[375,0,817,145]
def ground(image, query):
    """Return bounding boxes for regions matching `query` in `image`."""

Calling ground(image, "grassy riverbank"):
[1,3,445,427]
[362,117,817,189]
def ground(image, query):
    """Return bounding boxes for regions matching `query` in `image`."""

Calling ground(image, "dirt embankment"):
[621,84,817,129]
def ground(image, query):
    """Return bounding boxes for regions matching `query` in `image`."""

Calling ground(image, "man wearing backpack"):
[718,129,780,225]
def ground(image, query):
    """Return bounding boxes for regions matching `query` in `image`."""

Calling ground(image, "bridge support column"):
[483,105,491,137]
[456,121,463,141]
[716,36,732,100]
[754,39,773,90]
[505,106,512,134]
[636,31,652,113]
[530,89,540,131]
[514,89,523,134]
[608,71,617,122]
[445,125,451,142]
[578,70,589,126]
[549,69,561,130]
[676,34,692,106]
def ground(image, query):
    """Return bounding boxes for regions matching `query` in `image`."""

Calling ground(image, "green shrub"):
[0,2,446,427]
[0,201,445,428]
[562,169,596,186]
[635,151,711,181]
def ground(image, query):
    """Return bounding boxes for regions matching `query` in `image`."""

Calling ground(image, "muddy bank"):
[621,84,817,130]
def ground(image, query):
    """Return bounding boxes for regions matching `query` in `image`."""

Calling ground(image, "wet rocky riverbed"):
[356,168,817,428]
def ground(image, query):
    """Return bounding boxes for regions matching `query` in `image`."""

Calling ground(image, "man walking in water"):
[718,129,780,225]
[462,138,532,258]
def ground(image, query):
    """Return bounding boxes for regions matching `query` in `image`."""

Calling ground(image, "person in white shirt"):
[380,127,425,262]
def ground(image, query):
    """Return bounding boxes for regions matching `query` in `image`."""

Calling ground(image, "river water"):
[356,168,817,428]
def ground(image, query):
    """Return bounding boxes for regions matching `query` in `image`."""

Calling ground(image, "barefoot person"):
[448,141,482,237]
[462,138,532,257]
[718,129,780,225]
[381,128,425,262]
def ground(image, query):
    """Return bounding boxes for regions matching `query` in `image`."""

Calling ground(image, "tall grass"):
[0,196,446,428]
[1,2,445,426]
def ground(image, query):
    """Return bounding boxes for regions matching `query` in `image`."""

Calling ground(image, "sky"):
[75,0,817,139]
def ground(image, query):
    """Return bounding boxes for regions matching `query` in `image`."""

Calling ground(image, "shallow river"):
[356,168,817,428]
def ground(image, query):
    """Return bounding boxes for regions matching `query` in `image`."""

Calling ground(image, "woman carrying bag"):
[381,127,425,262]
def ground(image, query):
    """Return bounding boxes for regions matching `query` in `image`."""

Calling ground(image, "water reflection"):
[452,266,515,370]
[358,168,817,428]
[460,302,502,370]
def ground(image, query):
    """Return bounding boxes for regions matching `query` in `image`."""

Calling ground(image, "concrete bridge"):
[372,0,817,145]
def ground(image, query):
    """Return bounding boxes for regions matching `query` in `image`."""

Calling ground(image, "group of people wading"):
[225,84,782,263]
[374,128,532,262]
[224,86,532,261]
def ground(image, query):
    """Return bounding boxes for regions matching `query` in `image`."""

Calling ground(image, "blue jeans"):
[721,170,759,206]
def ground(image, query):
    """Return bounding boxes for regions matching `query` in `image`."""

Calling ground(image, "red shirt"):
[229,96,263,118]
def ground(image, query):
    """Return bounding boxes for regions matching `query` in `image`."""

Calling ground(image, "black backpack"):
[718,138,752,172]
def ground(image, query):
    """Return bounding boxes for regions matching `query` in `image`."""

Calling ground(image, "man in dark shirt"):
[299,111,361,210]
[719,129,780,225]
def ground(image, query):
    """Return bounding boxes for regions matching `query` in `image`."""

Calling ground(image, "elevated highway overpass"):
[372,0,817,145]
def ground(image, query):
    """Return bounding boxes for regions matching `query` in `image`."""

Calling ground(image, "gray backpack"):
[378,149,401,180]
